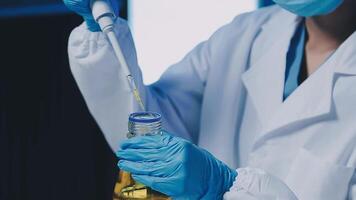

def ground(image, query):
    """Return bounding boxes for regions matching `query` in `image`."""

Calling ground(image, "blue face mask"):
[273,0,344,17]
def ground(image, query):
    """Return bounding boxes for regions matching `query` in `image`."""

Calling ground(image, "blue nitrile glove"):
[117,132,237,199]
[63,0,101,31]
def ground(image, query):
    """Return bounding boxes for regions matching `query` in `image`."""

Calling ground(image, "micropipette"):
[91,0,145,111]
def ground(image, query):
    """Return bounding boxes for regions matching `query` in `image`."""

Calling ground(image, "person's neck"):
[305,0,356,52]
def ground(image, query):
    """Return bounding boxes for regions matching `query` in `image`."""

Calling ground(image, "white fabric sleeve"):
[224,168,298,200]
[67,18,210,151]
[68,19,141,152]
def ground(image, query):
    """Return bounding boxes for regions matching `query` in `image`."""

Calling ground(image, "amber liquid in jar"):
[113,112,170,200]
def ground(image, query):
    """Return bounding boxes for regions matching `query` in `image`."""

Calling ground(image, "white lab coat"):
[68,5,356,199]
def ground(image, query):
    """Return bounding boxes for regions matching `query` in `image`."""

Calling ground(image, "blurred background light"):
[128,0,257,84]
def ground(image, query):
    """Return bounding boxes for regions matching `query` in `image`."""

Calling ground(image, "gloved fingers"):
[85,19,101,32]
[120,134,173,150]
[62,0,100,31]
[119,135,164,150]
[118,160,169,177]
[117,148,165,162]
[63,0,91,16]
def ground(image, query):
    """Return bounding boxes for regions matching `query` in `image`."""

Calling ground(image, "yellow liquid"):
[113,170,170,200]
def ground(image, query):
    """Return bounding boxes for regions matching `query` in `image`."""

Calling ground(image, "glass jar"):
[113,112,170,200]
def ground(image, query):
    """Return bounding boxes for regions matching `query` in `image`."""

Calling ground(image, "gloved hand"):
[63,0,101,31]
[117,132,238,199]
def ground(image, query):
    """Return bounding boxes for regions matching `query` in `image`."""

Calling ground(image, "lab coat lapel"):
[198,9,277,167]
[334,31,356,76]
[258,62,335,143]
[242,14,300,128]
[253,30,356,149]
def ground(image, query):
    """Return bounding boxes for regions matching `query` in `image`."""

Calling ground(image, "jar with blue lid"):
[127,112,163,138]
[113,112,169,200]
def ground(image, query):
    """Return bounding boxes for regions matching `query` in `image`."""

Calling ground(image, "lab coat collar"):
[242,11,301,128]
[334,31,356,76]
[255,31,356,148]
[243,14,356,150]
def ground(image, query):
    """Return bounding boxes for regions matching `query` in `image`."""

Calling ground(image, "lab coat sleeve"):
[68,18,142,152]
[68,18,209,151]
[224,168,298,200]
[144,35,210,144]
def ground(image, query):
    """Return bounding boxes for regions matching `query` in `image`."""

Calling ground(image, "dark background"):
[0,0,58,7]
[0,1,127,200]
[0,1,271,200]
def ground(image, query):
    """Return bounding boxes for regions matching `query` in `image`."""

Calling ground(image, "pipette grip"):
[90,0,115,32]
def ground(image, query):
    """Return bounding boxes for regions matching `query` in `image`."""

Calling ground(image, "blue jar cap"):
[129,112,162,123]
